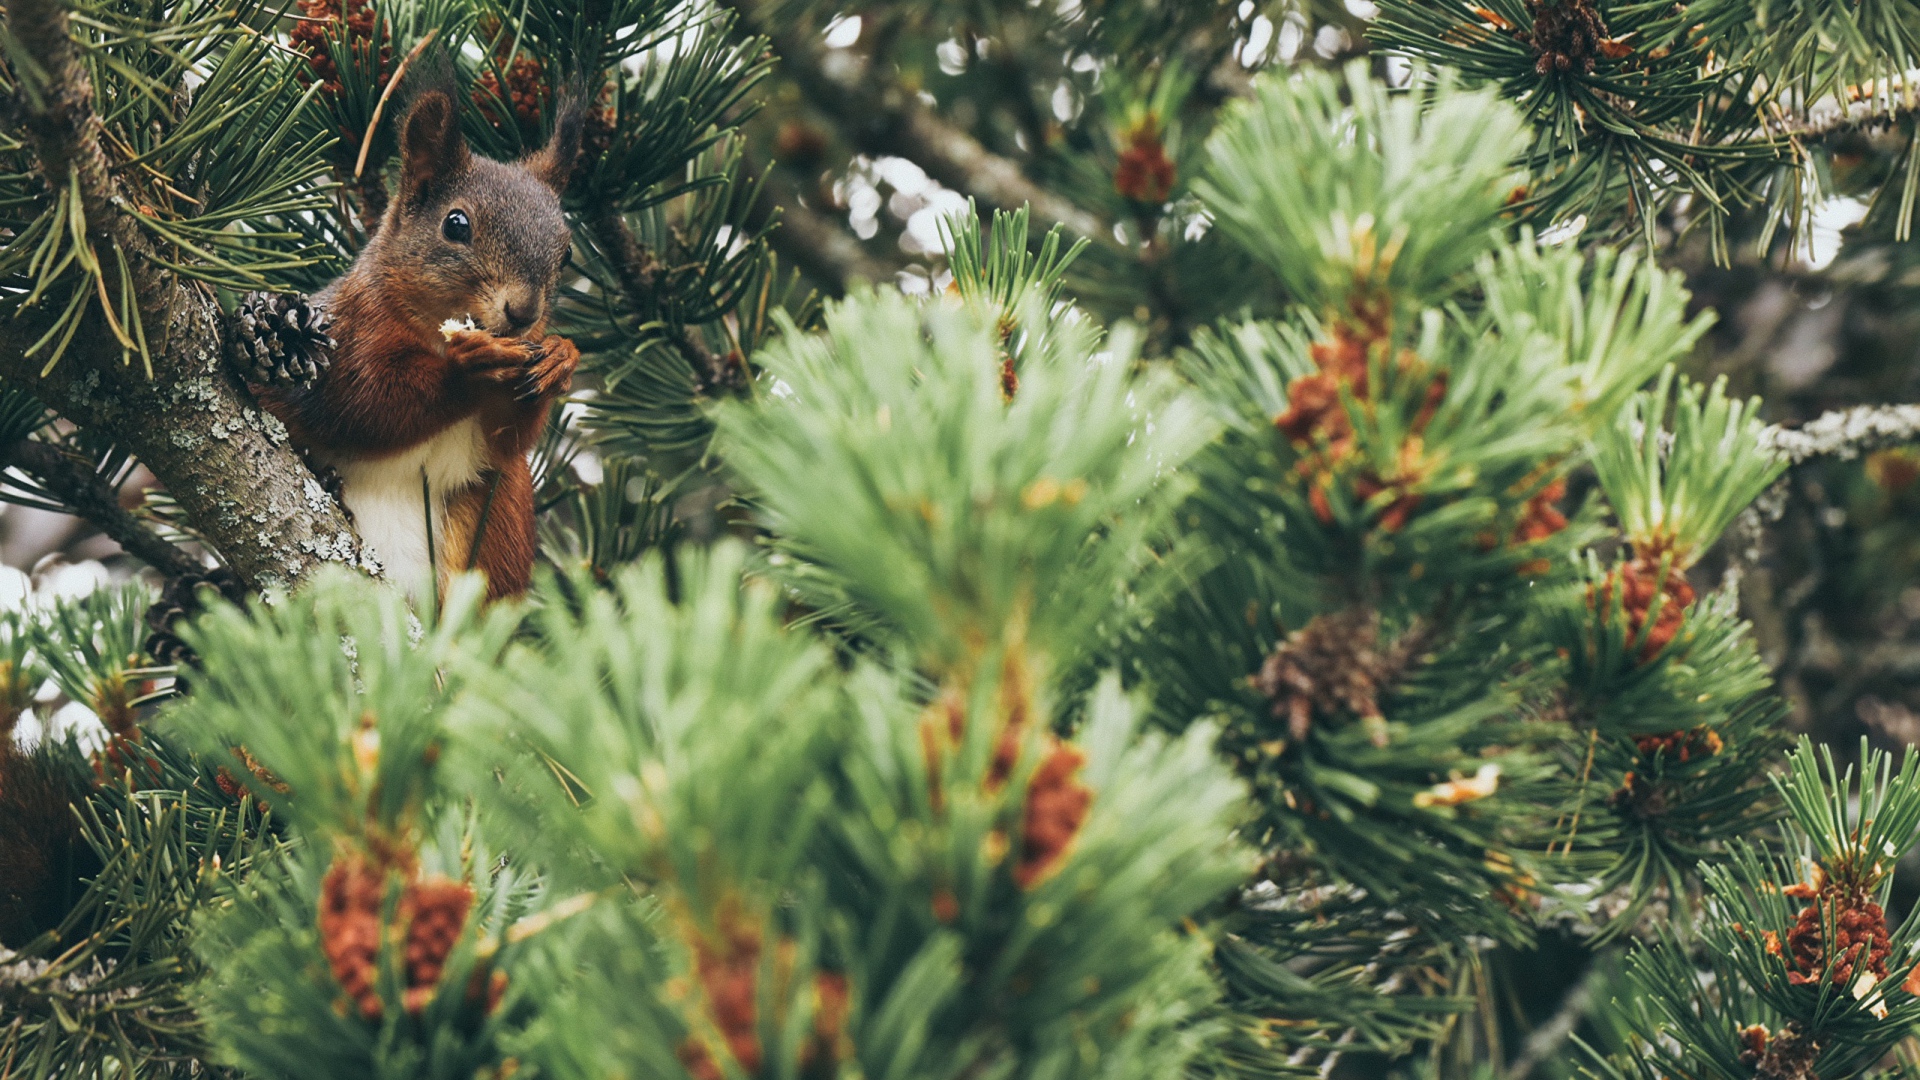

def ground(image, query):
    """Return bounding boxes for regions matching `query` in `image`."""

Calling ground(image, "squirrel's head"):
[369,89,585,339]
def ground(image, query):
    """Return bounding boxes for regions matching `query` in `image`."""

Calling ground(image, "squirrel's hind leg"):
[440,458,535,602]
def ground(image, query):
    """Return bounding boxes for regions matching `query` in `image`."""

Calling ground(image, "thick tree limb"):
[717,0,1109,244]
[1,440,200,577]
[0,312,368,589]
[1,0,365,590]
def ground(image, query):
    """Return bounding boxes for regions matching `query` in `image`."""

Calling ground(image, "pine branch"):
[1725,405,1920,600]
[1767,70,1920,138]
[3,0,167,303]
[1759,403,1920,464]
[2,440,199,578]
[0,0,364,591]
[717,0,1110,245]
[585,208,748,396]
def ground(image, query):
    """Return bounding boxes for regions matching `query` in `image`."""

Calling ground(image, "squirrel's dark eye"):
[442,209,472,244]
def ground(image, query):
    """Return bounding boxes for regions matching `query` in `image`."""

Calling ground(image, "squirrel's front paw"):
[228,291,334,387]
[516,335,580,402]
[447,329,537,376]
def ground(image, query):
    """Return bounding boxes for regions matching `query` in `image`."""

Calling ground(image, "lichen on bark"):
[1,295,371,591]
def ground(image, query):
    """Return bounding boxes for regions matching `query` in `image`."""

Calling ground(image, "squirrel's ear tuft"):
[398,91,470,208]
[524,91,588,195]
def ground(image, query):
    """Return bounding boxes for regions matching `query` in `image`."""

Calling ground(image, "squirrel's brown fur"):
[258,90,585,601]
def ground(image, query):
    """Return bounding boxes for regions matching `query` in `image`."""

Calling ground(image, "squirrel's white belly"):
[325,418,489,598]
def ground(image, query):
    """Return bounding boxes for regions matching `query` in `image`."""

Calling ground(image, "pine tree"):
[5,1,1920,1079]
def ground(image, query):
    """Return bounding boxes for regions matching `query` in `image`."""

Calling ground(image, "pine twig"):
[354,30,439,182]
[2,441,200,577]
[1724,405,1920,629]
[716,0,1111,246]
[1768,70,1920,138]
[0,0,365,590]
[1758,403,1920,464]
[586,209,748,396]
[4,0,169,303]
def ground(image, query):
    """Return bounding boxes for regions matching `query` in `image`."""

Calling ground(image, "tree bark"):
[0,309,367,591]
[2,0,366,590]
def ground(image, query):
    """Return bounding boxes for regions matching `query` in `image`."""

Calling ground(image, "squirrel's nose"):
[503,298,538,332]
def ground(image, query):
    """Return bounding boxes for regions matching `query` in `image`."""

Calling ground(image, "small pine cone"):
[143,566,246,669]
[1524,0,1609,76]
[401,877,474,1013]
[1013,739,1092,889]
[1113,121,1177,204]
[1254,608,1387,742]
[228,291,335,388]
[689,910,766,1073]
[1588,556,1696,662]
[1784,885,1892,988]
[320,855,389,1021]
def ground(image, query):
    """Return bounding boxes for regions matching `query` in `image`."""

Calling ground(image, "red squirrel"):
[255,90,583,601]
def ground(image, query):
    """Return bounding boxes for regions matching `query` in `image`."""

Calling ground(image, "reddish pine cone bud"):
[1275,372,1351,449]
[800,972,854,1078]
[1589,557,1696,662]
[401,877,474,1014]
[1114,120,1176,204]
[290,0,383,95]
[1513,478,1569,544]
[1274,319,1443,536]
[1632,726,1724,763]
[690,910,765,1073]
[319,855,387,1021]
[1014,739,1092,889]
[1784,887,1891,989]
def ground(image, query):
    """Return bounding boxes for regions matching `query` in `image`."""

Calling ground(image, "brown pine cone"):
[320,854,389,1021]
[401,877,475,1014]
[1525,0,1609,76]
[228,291,335,387]
[143,566,246,669]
